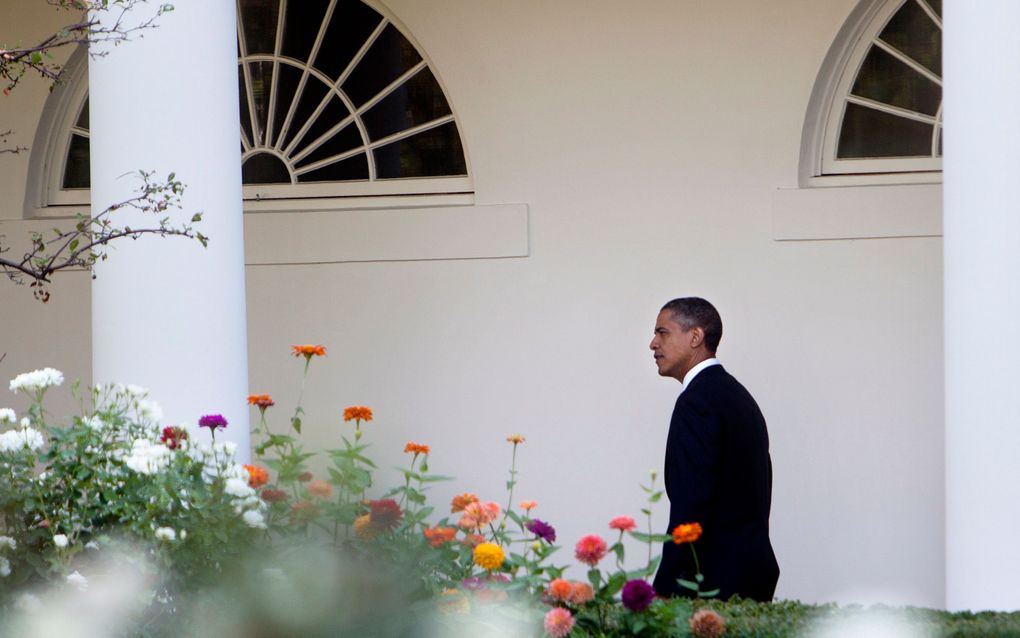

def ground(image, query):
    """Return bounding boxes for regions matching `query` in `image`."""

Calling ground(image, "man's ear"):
[689,326,705,349]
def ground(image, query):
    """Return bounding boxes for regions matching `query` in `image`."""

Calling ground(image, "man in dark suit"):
[649,297,779,601]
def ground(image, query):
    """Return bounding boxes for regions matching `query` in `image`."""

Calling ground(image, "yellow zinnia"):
[472,542,505,570]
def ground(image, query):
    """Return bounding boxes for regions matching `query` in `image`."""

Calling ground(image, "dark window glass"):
[292,96,352,156]
[879,0,941,75]
[362,67,452,142]
[281,0,330,61]
[249,62,274,143]
[240,0,280,55]
[280,79,331,150]
[313,0,382,81]
[838,102,933,158]
[374,121,466,179]
[342,24,421,108]
[294,123,363,168]
[852,45,940,116]
[298,153,369,182]
[242,153,292,184]
[270,63,303,147]
[63,135,90,188]
[75,99,89,129]
[239,66,254,144]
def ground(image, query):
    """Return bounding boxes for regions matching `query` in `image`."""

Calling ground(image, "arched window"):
[802,0,941,184]
[26,0,470,215]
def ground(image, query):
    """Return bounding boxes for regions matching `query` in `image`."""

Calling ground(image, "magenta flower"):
[621,579,656,612]
[526,518,557,543]
[198,414,228,431]
[609,515,637,533]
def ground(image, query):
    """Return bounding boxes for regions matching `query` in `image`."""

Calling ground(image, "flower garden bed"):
[1,349,1018,637]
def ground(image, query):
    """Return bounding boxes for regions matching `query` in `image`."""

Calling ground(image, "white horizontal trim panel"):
[244,203,529,264]
[772,184,942,241]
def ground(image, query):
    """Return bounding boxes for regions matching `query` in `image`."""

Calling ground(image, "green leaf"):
[31,52,42,64]
[291,416,301,434]
[649,491,663,503]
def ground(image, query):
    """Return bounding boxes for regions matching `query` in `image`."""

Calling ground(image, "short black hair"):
[661,297,723,354]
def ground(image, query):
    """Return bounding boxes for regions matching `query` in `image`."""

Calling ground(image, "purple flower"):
[621,579,656,612]
[526,518,557,543]
[461,576,485,591]
[198,414,228,430]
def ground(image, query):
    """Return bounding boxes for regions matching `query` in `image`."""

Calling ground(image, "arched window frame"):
[800,0,942,187]
[24,0,473,219]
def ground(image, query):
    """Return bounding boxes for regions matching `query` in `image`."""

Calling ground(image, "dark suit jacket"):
[652,364,779,601]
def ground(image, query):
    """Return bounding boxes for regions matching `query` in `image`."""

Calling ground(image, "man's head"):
[649,297,723,382]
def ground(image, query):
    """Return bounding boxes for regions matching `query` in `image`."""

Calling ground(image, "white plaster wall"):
[0,0,945,607]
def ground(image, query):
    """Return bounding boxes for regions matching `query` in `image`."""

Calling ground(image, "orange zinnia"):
[243,464,269,488]
[547,578,572,602]
[247,394,275,409]
[343,406,373,422]
[422,526,457,547]
[672,522,703,544]
[291,344,327,358]
[307,480,334,499]
[451,492,479,513]
[404,442,430,455]
[506,434,525,444]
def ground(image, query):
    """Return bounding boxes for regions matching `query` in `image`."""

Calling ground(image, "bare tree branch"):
[0,170,206,302]
[0,1,172,96]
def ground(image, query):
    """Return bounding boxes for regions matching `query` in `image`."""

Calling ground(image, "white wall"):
[0,0,945,607]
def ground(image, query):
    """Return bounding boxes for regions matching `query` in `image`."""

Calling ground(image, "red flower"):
[244,464,269,488]
[291,344,326,358]
[160,426,189,450]
[367,499,403,530]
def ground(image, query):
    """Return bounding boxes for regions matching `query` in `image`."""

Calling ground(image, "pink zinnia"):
[574,534,608,566]
[543,607,575,638]
[457,501,501,529]
[609,516,637,532]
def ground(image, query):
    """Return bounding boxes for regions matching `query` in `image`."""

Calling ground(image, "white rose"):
[154,527,176,542]
[0,408,16,424]
[242,509,266,529]
[53,534,68,548]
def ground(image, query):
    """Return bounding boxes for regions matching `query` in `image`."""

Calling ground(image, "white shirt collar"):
[682,357,721,388]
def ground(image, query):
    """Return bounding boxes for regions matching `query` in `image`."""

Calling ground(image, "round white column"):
[88,1,249,456]
[944,0,1020,611]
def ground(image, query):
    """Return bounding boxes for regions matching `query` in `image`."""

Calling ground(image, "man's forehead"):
[655,310,683,330]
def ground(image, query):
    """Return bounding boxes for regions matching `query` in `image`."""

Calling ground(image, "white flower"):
[14,593,41,612]
[0,536,16,550]
[154,527,176,542]
[85,540,99,551]
[9,368,64,394]
[65,570,88,591]
[221,441,237,456]
[124,439,172,475]
[137,399,163,422]
[0,556,10,577]
[224,477,254,499]
[0,427,46,454]
[242,509,266,529]
[125,384,149,398]
[82,415,108,431]
[179,529,187,540]
[0,408,16,424]
[19,417,29,428]
[52,534,68,548]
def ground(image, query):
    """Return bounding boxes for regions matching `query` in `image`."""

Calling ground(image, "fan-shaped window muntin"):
[820,0,942,177]
[236,0,467,192]
[38,0,470,210]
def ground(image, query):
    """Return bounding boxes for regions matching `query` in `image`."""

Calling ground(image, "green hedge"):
[637,598,1020,638]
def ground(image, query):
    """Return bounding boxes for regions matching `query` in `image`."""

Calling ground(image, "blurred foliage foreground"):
[0,350,1018,637]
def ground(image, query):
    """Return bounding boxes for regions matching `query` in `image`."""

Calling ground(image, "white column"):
[944,0,1020,611]
[88,2,249,456]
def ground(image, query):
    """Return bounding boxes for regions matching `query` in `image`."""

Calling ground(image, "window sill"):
[772,183,941,241]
